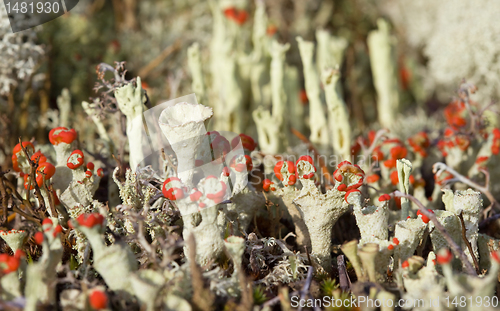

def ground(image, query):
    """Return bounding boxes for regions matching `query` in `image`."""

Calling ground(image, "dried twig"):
[138,40,182,79]
[19,138,45,213]
[297,267,314,311]
[458,211,480,274]
[393,191,476,276]
[187,233,215,311]
[433,162,499,213]
[337,255,351,292]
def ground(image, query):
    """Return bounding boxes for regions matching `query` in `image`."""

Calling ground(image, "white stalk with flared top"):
[158,102,213,187]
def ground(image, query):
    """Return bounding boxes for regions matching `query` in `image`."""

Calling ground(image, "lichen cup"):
[158,102,213,187]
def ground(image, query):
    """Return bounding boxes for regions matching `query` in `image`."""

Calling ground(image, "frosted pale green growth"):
[362,240,392,282]
[477,233,500,271]
[341,240,364,281]
[358,243,379,282]
[131,270,166,311]
[316,29,348,73]
[442,189,481,268]
[429,210,461,256]
[0,229,26,252]
[393,218,426,265]
[25,223,63,311]
[367,19,400,129]
[252,40,289,154]
[322,67,351,160]
[293,180,352,273]
[76,224,137,295]
[187,43,206,105]
[114,77,147,172]
[352,202,389,244]
[296,36,329,149]
[441,248,500,300]
[401,252,445,308]
[397,158,412,219]
[159,102,213,186]
[56,88,71,128]
[224,236,245,271]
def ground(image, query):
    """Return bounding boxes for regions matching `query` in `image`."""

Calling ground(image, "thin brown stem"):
[19,138,45,212]
[433,162,499,212]
[458,211,480,274]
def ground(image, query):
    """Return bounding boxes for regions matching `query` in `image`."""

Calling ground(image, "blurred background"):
[1,0,499,168]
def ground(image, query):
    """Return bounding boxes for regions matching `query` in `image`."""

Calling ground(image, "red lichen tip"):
[491,251,500,264]
[49,127,77,145]
[296,155,314,166]
[42,218,53,226]
[89,290,108,310]
[36,162,56,187]
[97,168,104,178]
[437,249,453,265]
[0,254,20,274]
[76,213,105,228]
[388,244,394,250]
[31,151,47,165]
[393,237,400,245]
[416,209,433,224]
[190,190,203,202]
[86,162,95,171]
[67,150,84,170]
[53,225,63,237]
[223,7,248,25]
[222,166,230,177]
[344,189,361,203]
[402,260,409,268]
[366,174,380,183]
[262,179,275,192]
[231,133,257,151]
[34,231,44,245]
[378,194,391,202]
[85,170,92,178]
[206,180,228,203]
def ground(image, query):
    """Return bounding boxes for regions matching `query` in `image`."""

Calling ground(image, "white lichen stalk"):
[397,158,412,219]
[187,43,207,106]
[442,189,481,269]
[25,221,63,311]
[393,218,427,266]
[252,40,289,155]
[297,37,329,150]
[367,19,400,129]
[158,102,213,187]
[293,178,352,273]
[322,67,351,160]
[114,77,148,172]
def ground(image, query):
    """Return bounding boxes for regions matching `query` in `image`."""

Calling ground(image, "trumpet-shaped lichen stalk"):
[352,194,389,244]
[158,102,213,187]
[0,229,27,252]
[397,159,413,219]
[293,161,363,273]
[70,213,137,295]
[367,19,400,129]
